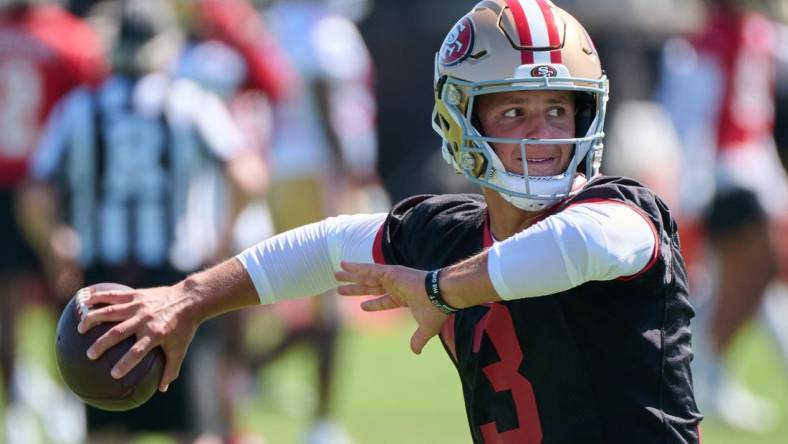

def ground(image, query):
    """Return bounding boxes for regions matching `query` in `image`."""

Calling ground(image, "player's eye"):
[546,106,566,118]
[503,108,521,118]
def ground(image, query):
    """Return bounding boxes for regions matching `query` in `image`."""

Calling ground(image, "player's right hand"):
[76,283,200,392]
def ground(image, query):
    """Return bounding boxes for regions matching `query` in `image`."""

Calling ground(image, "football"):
[55,283,165,411]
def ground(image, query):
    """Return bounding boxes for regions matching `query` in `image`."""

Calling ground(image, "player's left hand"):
[335,261,447,354]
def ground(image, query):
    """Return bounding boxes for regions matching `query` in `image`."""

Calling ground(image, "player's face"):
[476,90,575,176]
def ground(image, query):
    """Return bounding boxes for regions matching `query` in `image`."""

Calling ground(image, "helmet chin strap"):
[493,173,569,211]
[483,143,575,211]
[496,173,588,211]
[499,191,554,212]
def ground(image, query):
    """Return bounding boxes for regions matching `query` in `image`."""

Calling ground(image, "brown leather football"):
[55,283,165,411]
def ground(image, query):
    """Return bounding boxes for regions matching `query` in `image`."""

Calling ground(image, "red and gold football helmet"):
[433,0,608,211]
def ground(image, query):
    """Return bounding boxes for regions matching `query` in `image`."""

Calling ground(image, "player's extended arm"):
[336,201,657,352]
[77,213,386,390]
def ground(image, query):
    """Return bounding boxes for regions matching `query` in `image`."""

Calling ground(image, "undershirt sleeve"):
[236,213,386,304]
[487,202,657,301]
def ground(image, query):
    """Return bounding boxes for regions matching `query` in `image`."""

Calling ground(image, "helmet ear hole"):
[435,74,450,98]
[470,112,485,136]
[574,92,596,137]
[438,114,451,132]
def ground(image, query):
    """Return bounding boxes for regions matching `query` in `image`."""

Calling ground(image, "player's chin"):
[529,163,561,176]
[509,158,562,176]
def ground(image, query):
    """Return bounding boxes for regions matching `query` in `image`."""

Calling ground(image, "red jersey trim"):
[0,162,27,188]
[483,210,494,247]
[483,196,569,246]
[563,198,660,281]
[372,223,386,264]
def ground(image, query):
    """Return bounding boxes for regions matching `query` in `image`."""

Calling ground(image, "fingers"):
[360,295,406,311]
[339,261,401,284]
[335,262,399,298]
[410,326,433,355]
[335,284,386,296]
[78,303,135,333]
[84,290,136,307]
[86,317,137,362]
[159,347,186,392]
[334,271,358,283]
[340,261,386,275]
[334,270,385,287]
[335,267,389,297]
[109,335,152,379]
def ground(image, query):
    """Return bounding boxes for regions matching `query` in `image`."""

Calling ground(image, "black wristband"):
[424,269,459,314]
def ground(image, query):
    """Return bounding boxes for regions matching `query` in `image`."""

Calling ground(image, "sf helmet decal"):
[530,65,558,77]
[439,17,475,67]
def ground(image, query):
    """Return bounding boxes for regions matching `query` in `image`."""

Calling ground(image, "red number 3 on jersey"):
[474,304,543,443]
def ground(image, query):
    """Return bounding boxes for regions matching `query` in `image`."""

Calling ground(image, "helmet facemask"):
[433,72,608,211]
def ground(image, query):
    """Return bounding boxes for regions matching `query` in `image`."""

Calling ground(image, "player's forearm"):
[438,251,502,309]
[237,213,385,304]
[179,257,260,324]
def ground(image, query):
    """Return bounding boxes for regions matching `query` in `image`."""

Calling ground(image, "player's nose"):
[521,114,551,139]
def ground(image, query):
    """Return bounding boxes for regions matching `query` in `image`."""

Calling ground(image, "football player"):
[657,0,788,431]
[30,0,245,441]
[77,1,702,442]
[0,0,104,440]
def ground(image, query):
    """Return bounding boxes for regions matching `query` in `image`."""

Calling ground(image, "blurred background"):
[1,0,787,443]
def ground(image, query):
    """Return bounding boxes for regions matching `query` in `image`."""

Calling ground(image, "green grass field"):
[236,320,788,444]
[234,319,470,443]
[4,306,788,443]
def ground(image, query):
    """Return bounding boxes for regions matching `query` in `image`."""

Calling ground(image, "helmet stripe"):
[505,0,534,64]
[535,0,563,63]
[515,0,554,64]
[519,0,550,64]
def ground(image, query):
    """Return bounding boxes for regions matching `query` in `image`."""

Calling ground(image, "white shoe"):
[5,401,44,444]
[761,283,788,367]
[12,360,86,444]
[304,420,354,444]
[705,375,779,433]
[691,328,780,433]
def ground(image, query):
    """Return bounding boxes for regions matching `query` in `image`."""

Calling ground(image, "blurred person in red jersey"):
[0,1,105,442]
[657,0,788,432]
[187,0,297,103]
[29,0,251,441]
[172,1,299,441]
[223,1,383,442]
[172,0,300,220]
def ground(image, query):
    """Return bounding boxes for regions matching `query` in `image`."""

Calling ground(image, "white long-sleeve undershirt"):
[237,213,386,304]
[487,202,656,300]
[236,202,656,305]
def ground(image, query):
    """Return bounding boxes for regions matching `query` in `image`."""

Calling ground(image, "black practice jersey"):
[375,176,702,444]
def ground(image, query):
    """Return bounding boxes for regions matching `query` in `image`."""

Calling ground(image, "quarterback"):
[77,0,702,442]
